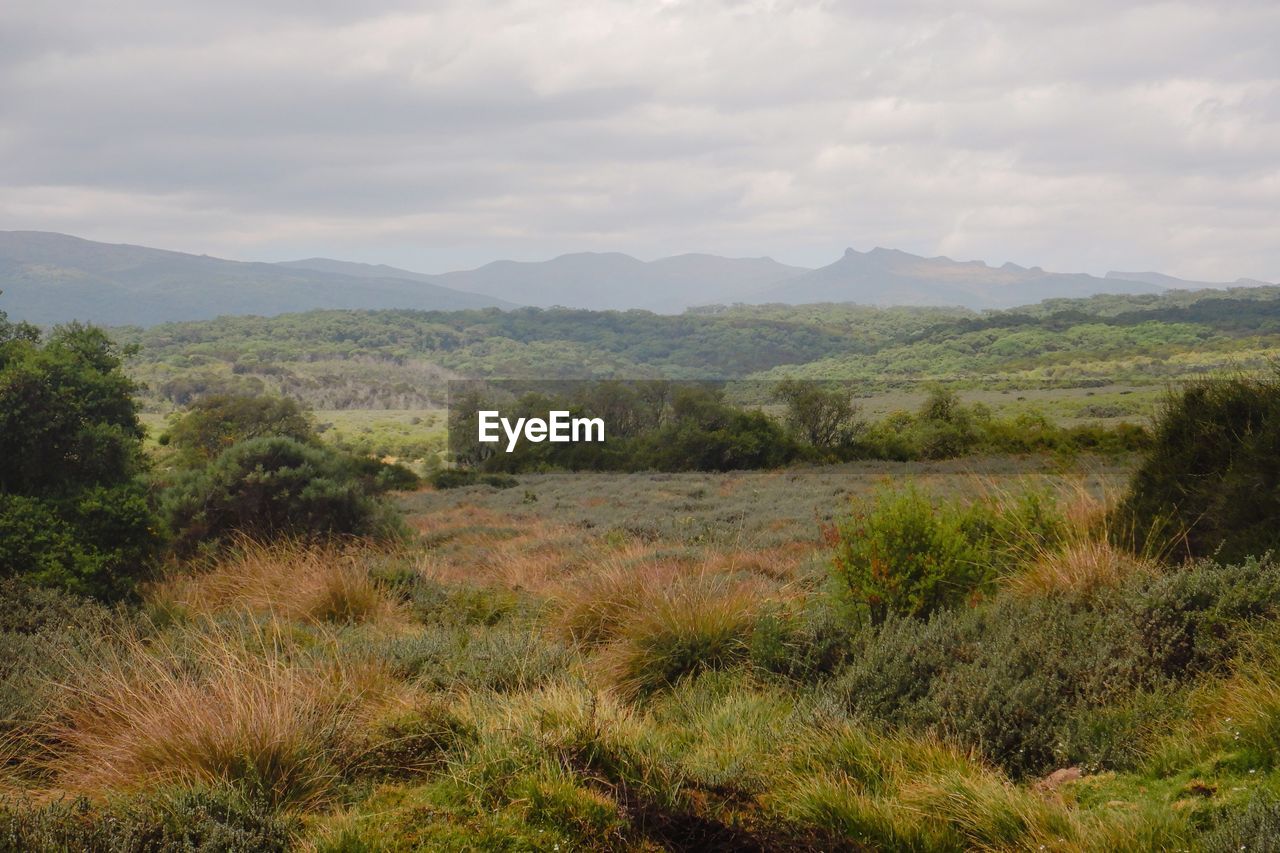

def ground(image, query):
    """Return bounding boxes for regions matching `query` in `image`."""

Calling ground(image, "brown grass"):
[152,538,399,626]
[1007,539,1158,599]
[28,619,398,806]
[550,547,692,648]
[998,480,1159,599]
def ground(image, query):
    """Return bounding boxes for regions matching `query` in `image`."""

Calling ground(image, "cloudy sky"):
[1,0,1278,279]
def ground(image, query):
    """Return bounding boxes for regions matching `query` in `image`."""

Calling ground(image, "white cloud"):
[0,0,1276,279]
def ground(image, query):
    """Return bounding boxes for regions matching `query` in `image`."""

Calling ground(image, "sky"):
[1,0,1278,280]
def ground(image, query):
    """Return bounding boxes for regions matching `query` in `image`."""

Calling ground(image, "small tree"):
[774,379,864,450]
[0,316,160,598]
[164,393,316,464]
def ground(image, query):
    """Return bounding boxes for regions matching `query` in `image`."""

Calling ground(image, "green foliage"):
[773,379,865,450]
[831,555,1280,777]
[0,787,296,852]
[1201,792,1280,852]
[164,393,316,464]
[161,437,398,554]
[1118,373,1280,561]
[0,318,161,598]
[827,486,1060,624]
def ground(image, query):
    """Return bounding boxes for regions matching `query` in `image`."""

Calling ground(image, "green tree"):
[773,379,864,450]
[0,315,161,598]
[162,436,401,555]
[163,393,316,464]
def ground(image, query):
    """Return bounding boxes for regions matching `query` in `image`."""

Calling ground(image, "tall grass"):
[595,572,767,698]
[1000,482,1161,599]
[153,538,399,626]
[27,619,397,807]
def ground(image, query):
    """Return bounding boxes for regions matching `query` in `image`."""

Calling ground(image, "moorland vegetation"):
[4,308,1280,849]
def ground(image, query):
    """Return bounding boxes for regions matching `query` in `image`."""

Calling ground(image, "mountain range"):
[0,230,1271,326]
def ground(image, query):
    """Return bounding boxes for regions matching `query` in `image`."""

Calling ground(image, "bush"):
[1117,373,1280,561]
[1200,793,1280,852]
[162,437,399,554]
[869,560,1250,784]
[0,787,296,852]
[830,556,1280,777]
[163,393,317,465]
[827,486,1060,624]
[0,578,128,741]
[0,320,161,599]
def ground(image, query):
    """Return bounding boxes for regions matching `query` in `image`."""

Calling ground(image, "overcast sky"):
[1,0,1278,279]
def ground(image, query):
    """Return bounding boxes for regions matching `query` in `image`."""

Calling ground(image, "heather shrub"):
[831,556,1280,777]
[0,786,296,853]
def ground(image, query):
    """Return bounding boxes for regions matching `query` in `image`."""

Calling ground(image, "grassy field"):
[10,451,1280,849]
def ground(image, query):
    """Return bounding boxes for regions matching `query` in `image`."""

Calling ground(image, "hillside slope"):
[0,231,515,326]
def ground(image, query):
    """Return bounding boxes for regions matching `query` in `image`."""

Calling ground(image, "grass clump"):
[594,573,766,698]
[153,539,399,627]
[26,619,397,808]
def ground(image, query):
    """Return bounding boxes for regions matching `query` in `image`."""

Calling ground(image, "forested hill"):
[115,286,1280,409]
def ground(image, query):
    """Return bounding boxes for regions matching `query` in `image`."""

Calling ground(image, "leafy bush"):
[161,437,400,554]
[0,320,162,599]
[830,555,1280,777]
[163,393,317,465]
[1118,373,1280,561]
[827,486,1062,624]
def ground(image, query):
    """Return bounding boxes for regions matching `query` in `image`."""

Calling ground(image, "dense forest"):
[113,286,1280,410]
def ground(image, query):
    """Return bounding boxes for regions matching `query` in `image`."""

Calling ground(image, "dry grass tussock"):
[152,537,400,626]
[25,618,400,807]
[997,480,1160,599]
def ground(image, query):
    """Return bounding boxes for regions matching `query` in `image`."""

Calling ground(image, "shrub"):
[0,786,296,852]
[0,578,129,742]
[161,437,400,554]
[830,556,1280,777]
[1200,793,1280,853]
[0,320,161,599]
[163,393,317,465]
[1117,373,1280,561]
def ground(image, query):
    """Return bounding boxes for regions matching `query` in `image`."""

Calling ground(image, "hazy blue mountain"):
[0,231,514,326]
[8,231,1269,326]
[1105,270,1274,289]
[428,251,809,312]
[748,247,1166,309]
